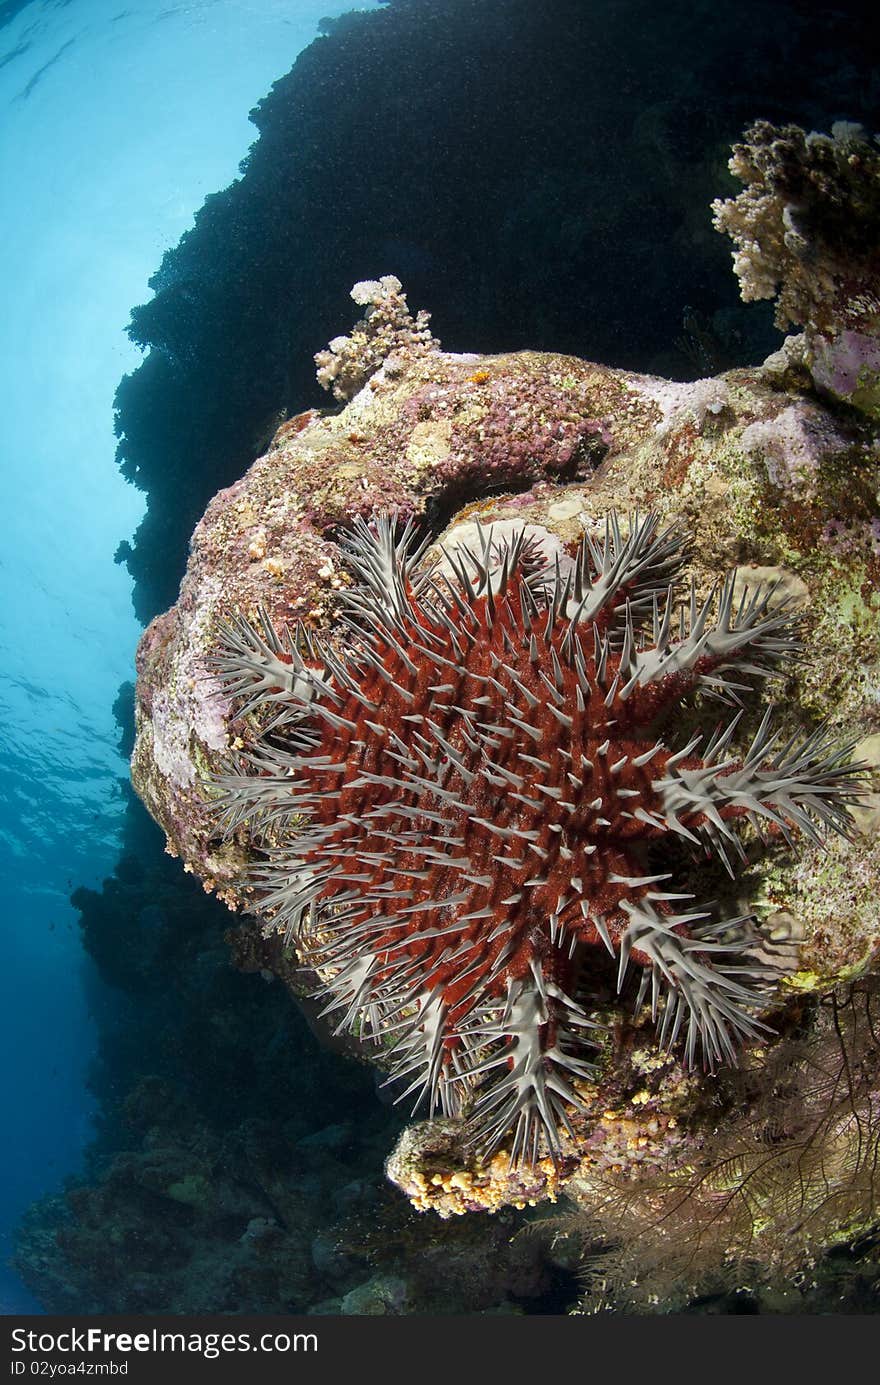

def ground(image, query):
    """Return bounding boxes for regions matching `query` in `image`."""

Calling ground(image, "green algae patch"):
[165,1174,213,1209]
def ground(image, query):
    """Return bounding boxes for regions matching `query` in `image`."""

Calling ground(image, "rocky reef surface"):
[124,122,880,1308]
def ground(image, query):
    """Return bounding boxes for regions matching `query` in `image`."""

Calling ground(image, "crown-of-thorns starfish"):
[209,511,863,1167]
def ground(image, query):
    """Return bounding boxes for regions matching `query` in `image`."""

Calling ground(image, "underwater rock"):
[13,1074,555,1314]
[130,128,880,1295]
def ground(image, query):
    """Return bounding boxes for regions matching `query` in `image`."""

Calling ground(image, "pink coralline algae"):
[822,515,880,560]
[740,401,850,494]
[400,371,611,493]
[811,330,880,411]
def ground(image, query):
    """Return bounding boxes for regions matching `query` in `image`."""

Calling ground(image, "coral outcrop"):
[314,276,440,402]
[130,124,880,1302]
[713,121,880,419]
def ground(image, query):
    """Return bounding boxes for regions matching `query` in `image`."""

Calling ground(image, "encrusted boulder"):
[131,125,880,1298]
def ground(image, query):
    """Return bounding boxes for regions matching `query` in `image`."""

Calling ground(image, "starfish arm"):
[653,710,865,850]
[614,574,801,719]
[208,607,325,718]
[210,758,312,836]
[459,963,600,1165]
[243,849,342,941]
[618,899,774,1068]
[336,511,435,633]
[562,510,687,631]
[378,987,469,1119]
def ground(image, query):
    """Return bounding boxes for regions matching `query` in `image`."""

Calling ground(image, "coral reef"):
[713,121,880,418]
[314,276,440,402]
[130,109,880,1295]
[112,0,875,624]
[18,0,874,1318]
[14,1075,564,1315]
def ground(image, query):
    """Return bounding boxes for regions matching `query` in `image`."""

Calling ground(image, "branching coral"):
[207,513,863,1169]
[713,120,880,418]
[712,120,880,336]
[314,275,440,402]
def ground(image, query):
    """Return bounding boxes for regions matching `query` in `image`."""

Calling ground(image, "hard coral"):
[208,512,862,1168]
[712,120,880,335]
[314,275,440,403]
[713,120,880,417]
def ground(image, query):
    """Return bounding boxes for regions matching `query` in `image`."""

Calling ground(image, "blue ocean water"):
[0,0,381,1314]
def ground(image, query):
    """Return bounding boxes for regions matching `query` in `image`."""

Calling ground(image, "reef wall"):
[113,0,876,625]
